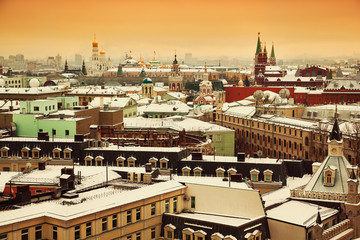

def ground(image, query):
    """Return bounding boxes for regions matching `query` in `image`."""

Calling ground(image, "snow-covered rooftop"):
[124,116,233,133]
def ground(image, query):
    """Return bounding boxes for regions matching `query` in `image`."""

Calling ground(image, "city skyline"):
[1,0,360,61]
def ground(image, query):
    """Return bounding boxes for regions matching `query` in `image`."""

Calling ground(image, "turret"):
[269,42,276,66]
[328,107,343,157]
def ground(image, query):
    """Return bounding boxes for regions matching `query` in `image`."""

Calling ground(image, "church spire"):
[329,106,342,141]
[256,32,261,54]
[271,42,275,58]
[82,59,87,76]
[264,42,267,54]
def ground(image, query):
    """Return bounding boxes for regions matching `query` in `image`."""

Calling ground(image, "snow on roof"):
[212,233,225,238]
[0,86,64,95]
[89,97,136,108]
[265,66,282,71]
[168,212,251,227]
[222,105,256,118]
[325,79,360,91]
[173,175,251,190]
[165,224,176,230]
[85,144,183,153]
[0,172,20,191]
[182,166,191,171]
[68,87,124,96]
[266,200,338,228]
[124,116,233,133]
[224,235,237,240]
[166,91,187,99]
[262,175,312,208]
[143,101,191,114]
[0,180,186,226]
[265,75,325,82]
[185,155,283,164]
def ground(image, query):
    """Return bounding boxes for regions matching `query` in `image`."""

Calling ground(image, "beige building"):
[216,103,360,164]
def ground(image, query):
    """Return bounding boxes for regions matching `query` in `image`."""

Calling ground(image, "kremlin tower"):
[254,32,277,86]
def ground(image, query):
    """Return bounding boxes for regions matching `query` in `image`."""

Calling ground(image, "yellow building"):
[0,180,186,240]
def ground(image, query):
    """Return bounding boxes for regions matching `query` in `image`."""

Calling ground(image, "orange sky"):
[0,0,359,61]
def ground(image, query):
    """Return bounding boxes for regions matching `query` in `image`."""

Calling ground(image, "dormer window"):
[182,166,191,176]
[160,157,169,169]
[193,167,203,177]
[95,156,104,166]
[250,169,260,182]
[84,156,93,166]
[22,147,30,159]
[32,147,41,159]
[127,156,136,167]
[1,146,9,158]
[216,168,225,178]
[52,148,61,160]
[63,148,72,160]
[323,166,336,187]
[148,157,158,168]
[116,156,125,167]
[264,169,273,182]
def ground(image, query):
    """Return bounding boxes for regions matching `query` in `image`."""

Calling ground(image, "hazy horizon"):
[1,0,360,62]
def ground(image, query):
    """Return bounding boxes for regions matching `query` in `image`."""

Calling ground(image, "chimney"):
[191,152,203,160]
[237,152,245,162]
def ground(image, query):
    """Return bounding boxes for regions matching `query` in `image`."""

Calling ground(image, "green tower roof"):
[142,77,153,84]
[271,43,275,58]
[256,32,261,54]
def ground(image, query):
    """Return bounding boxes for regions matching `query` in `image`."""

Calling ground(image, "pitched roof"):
[303,155,354,194]
[329,119,341,141]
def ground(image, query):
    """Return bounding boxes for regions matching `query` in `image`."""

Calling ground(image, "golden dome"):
[100,50,105,54]
[92,34,98,47]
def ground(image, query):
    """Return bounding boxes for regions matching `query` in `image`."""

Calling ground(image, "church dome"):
[92,41,98,47]
[142,77,153,84]
[100,50,105,55]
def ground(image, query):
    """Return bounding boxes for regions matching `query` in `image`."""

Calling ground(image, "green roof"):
[256,34,261,54]
[142,77,153,84]
[303,155,357,194]
[271,43,275,58]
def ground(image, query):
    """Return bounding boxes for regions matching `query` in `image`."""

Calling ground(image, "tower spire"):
[256,32,261,54]
[264,42,267,53]
[329,106,342,141]
[271,42,275,58]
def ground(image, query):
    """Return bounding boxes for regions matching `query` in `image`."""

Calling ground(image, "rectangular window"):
[112,214,118,228]
[167,231,172,239]
[0,234,7,240]
[185,234,191,240]
[34,106,39,111]
[136,232,141,240]
[136,207,141,221]
[45,106,48,111]
[173,197,177,213]
[74,226,80,240]
[21,229,28,240]
[151,203,156,216]
[53,226,58,240]
[265,175,271,181]
[191,196,196,208]
[165,199,170,213]
[102,217,107,231]
[65,130,69,136]
[127,210,132,224]
[127,235,132,240]
[151,228,156,239]
[52,129,56,135]
[86,222,92,236]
